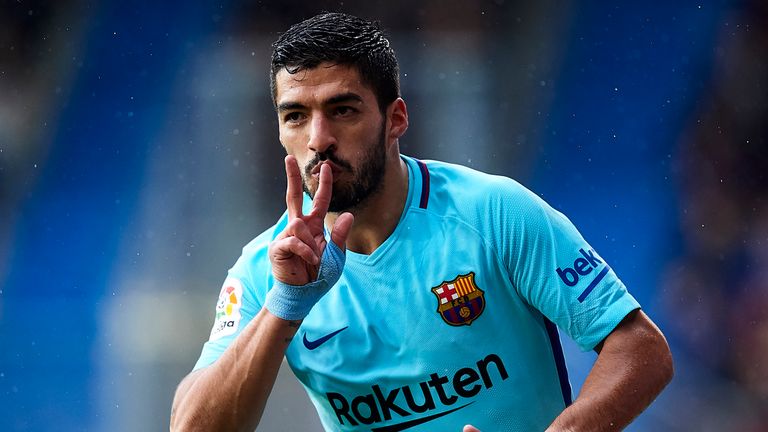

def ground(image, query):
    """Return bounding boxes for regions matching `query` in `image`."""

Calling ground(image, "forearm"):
[546,310,674,432]
[170,308,300,431]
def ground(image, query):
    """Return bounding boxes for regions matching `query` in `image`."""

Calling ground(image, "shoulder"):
[415,158,577,263]
[239,214,288,259]
[419,158,556,223]
[228,211,290,288]
[230,193,314,295]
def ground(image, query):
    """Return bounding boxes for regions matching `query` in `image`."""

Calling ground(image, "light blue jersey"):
[195,155,640,431]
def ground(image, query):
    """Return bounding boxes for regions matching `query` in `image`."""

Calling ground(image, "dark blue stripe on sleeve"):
[543,318,573,407]
[577,266,610,303]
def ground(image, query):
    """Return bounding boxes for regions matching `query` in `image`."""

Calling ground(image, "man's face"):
[274,63,388,212]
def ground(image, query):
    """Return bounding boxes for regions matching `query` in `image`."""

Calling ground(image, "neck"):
[326,154,409,255]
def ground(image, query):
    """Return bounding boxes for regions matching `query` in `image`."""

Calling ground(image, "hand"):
[463,425,481,432]
[269,155,354,286]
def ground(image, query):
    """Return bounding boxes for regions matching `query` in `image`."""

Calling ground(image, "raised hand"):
[268,155,354,286]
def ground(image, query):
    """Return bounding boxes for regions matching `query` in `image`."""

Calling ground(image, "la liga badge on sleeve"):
[209,277,243,340]
[431,272,486,326]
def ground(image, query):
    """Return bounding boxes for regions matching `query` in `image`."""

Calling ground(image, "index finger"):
[285,155,304,219]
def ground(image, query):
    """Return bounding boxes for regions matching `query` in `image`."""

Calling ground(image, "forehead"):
[274,63,376,106]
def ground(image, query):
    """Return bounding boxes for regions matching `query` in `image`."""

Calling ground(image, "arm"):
[170,157,353,431]
[545,309,674,432]
[170,310,301,431]
[461,310,672,432]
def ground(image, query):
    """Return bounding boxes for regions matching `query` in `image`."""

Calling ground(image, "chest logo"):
[431,272,485,326]
[302,326,349,350]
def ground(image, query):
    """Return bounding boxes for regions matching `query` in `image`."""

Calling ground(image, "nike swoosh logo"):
[302,326,348,350]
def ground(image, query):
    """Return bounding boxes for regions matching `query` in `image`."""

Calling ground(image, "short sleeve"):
[500,186,640,351]
[191,225,282,370]
[192,274,262,370]
[191,201,308,370]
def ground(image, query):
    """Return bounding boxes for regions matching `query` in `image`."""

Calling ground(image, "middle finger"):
[310,162,333,217]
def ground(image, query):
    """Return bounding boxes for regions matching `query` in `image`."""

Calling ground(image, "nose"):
[307,114,337,154]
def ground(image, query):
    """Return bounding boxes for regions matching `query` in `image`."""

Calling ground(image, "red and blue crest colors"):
[431,272,486,326]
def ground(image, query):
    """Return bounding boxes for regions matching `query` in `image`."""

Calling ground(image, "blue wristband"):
[265,240,346,320]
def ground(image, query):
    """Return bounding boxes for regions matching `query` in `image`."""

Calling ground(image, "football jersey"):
[194,155,640,431]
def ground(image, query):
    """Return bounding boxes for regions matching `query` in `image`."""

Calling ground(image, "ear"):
[386,98,409,142]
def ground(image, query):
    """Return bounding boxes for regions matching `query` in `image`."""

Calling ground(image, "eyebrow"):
[326,92,364,106]
[277,92,364,112]
[276,101,306,112]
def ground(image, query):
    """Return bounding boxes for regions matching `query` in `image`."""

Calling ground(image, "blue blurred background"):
[2,1,766,430]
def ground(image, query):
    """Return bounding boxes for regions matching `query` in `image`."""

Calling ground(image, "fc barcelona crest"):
[431,272,486,326]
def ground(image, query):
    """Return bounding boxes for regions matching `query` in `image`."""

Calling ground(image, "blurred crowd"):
[662,1,768,429]
[1,2,69,278]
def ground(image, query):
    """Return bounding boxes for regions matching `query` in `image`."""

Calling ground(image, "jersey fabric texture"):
[194,155,640,432]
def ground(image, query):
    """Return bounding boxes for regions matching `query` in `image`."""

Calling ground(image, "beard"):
[302,122,387,213]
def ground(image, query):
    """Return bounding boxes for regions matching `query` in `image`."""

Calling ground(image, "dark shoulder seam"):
[415,159,430,209]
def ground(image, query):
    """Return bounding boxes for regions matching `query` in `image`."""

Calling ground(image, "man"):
[171,12,673,432]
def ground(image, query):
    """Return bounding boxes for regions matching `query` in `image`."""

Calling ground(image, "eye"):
[283,112,305,123]
[333,106,357,117]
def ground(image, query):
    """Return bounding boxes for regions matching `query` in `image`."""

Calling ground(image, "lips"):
[310,160,342,179]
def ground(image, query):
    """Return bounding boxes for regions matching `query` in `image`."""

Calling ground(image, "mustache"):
[304,151,353,176]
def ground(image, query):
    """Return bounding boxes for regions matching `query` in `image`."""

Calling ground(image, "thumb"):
[463,426,481,432]
[330,212,354,250]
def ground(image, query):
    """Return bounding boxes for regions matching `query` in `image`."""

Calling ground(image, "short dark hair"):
[270,12,400,112]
